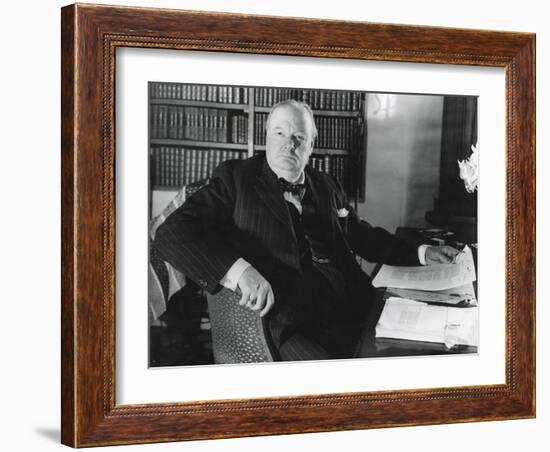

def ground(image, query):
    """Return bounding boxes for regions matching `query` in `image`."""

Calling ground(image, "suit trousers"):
[269,262,366,361]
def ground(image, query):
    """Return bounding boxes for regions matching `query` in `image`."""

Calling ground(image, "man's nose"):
[287,136,299,151]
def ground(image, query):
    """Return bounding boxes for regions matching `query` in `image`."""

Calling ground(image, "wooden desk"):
[355,227,478,358]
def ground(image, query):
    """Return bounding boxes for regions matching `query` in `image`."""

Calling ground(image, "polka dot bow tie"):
[278,177,306,199]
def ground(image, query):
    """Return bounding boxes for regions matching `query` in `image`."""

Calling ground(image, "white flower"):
[458,142,479,193]
[337,208,349,218]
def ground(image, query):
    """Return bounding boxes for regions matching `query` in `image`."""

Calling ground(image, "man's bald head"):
[266,100,318,141]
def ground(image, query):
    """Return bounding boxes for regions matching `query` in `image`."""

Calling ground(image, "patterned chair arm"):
[206,288,275,364]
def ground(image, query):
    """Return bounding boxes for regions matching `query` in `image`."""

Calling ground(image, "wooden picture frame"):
[61,3,535,447]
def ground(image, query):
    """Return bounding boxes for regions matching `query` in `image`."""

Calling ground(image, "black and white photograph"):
[147,82,479,367]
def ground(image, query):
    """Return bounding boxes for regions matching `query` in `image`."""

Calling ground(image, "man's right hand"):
[237,266,275,317]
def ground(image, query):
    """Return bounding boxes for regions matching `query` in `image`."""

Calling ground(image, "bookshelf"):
[149,82,366,201]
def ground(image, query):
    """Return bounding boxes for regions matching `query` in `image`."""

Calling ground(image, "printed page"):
[375,297,479,346]
[372,246,476,291]
[376,298,447,343]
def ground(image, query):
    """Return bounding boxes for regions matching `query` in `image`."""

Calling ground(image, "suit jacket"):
[154,155,420,334]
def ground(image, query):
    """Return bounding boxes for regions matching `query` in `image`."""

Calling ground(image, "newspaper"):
[372,246,476,291]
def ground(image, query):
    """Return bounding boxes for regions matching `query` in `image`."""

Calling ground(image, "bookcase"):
[149,82,367,204]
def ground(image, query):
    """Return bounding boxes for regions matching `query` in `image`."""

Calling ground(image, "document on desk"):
[372,246,476,291]
[375,297,478,346]
[386,282,477,305]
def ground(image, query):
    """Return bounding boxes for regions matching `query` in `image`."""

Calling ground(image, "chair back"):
[148,263,167,325]
[206,288,274,364]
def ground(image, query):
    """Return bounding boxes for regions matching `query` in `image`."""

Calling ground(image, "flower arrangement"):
[457,142,479,193]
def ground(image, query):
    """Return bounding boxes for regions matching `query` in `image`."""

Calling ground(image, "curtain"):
[436,96,478,219]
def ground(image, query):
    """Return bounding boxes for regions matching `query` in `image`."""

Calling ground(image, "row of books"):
[315,117,360,150]
[150,83,248,104]
[150,82,363,111]
[254,88,297,109]
[151,107,359,151]
[151,106,250,143]
[231,114,249,144]
[253,113,360,149]
[254,87,363,111]
[152,145,353,193]
[151,147,246,188]
[309,155,350,188]
[253,114,268,145]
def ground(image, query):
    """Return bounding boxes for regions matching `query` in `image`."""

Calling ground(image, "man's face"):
[265,105,314,179]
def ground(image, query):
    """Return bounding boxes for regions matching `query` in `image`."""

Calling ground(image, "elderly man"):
[155,99,459,361]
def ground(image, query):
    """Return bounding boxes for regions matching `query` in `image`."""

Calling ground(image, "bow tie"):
[278,177,306,199]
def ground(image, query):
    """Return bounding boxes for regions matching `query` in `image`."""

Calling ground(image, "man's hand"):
[236,266,275,317]
[425,245,461,265]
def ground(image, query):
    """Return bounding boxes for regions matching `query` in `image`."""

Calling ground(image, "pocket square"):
[337,208,349,218]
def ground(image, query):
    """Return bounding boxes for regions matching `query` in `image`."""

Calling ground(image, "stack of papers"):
[375,298,478,347]
[372,246,478,347]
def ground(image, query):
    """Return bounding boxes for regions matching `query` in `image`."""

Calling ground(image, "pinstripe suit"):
[154,155,420,359]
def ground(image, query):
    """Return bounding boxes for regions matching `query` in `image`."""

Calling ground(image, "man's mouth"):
[279,154,297,162]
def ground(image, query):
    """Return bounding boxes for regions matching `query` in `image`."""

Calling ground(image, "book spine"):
[179,148,187,187]
[190,149,197,183]
[242,115,248,144]
[170,146,174,186]
[212,111,218,143]
[208,148,215,178]
[157,106,164,139]
[168,106,174,139]
[160,146,165,186]
[178,107,184,140]
[231,114,237,144]
[190,108,197,141]
[174,147,179,187]
[324,155,331,177]
[184,148,191,186]
[150,105,157,139]
[201,108,205,141]
[222,111,228,143]
[204,150,209,179]
[153,147,160,187]
[206,109,212,142]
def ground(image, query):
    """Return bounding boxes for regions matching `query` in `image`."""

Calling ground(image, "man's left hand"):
[425,245,461,265]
